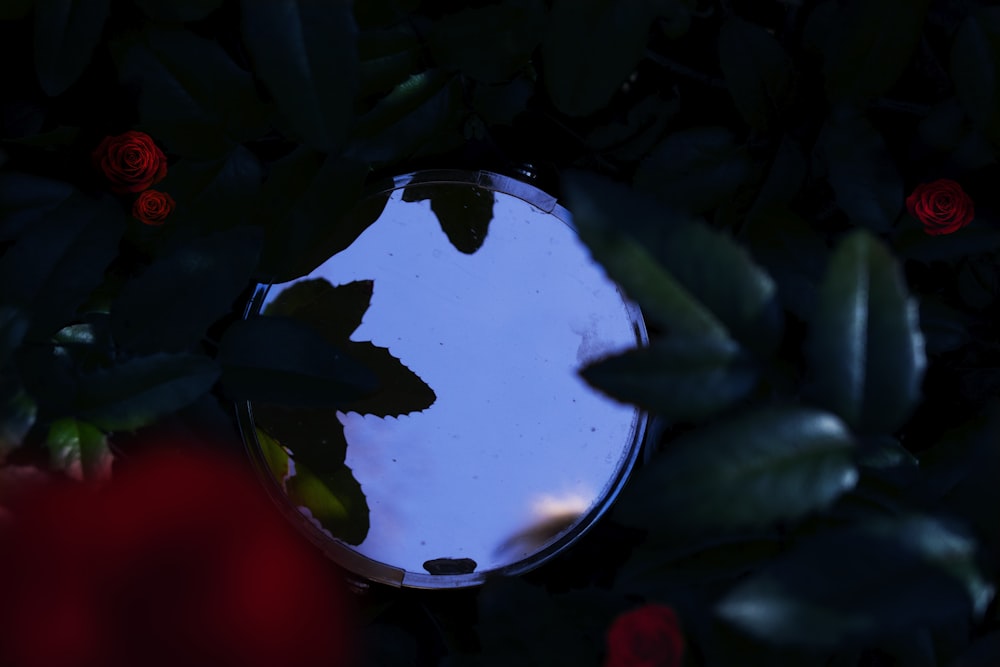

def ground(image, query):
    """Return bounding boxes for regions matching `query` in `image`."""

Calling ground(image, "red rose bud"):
[905,179,975,236]
[92,130,168,194]
[132,189,175,226]
[605,604,684,667]
[0,447,360,667]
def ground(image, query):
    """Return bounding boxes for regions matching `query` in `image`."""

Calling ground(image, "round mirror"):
[237,170,648,588]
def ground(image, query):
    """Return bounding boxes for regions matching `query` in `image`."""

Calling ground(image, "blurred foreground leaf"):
[717,516,994,647]
[78,353,220,431]
[45,418,111,481]
[805,230,925,434]
[615,406,857,535]
[581,335,757,422]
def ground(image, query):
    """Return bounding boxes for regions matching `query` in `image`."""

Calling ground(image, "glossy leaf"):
[615,406,858,534]
[816,105,902,232]
[718,17,792,132]
[561,173,730,342]
[240,0,358,151]
[45,418,111,481]
[113,27,269,157]
[133,0,223,22]
[357,25,422,97]
[0,382,36,461]
[634,127,752,215]
[112,228,262,353]
[33,0,109,96]
[581,335,757,422]
[403,182,495,254]
[153,145,264,232]
[806,230,925,434]
[821,0,929,102]
[951,8,1000,142]
[77,353,220,431]
[219,316,378,407]
[717,516,993,647]
[0,193,124,338]
[542,0,652,116]
[0,307,28,368]
[428,0,546,83]
[348,70,463,165]
[256,150,381,282]
[741,206,828,321]
[745,137,807,223]
[0,172,75,241]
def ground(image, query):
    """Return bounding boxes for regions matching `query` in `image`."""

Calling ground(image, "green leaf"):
[241,0,358,151]
[615,406,858,535]
[402,181,495,254]
[634,127,752,215]
[254,427,368,545]
[348,70,463,165]
[253,405,347,474]
[113,27,269,157]
[0,193,125,338]
[0,307,28,368]
[112,228,262,353]
[256,150,382,282]
[821,0,929,102]
[287,461,369,545]
[45,418,111,481]
[152,145,264,232]
[0,172,75,241]
[951,8,1000,142]
[77,353,220,431]
[357,25,422,97]
[265,279,436,417]
[219,316,378,407]
[717,516,993,647]
[805,230,925,434]
[133,0,223,22]
[265,279,372,342]
[816,105,902,232]
[33,0,110,96]
[745,136,807,222]
[542,0,653,116]
[428,0,546,83]
[718,17,792,132]
[0,381,36,461]
[741,206,828,321]
[561,173,730,342]
[581,335,757,422]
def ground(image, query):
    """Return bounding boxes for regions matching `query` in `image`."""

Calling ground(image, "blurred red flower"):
[132,189,175,226]
[91,130,167,194]
[905,179,975,235]
[0,446,359,667]
[605,604,684,667]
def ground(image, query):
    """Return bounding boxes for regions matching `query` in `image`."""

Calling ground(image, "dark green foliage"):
[2,0,999,664]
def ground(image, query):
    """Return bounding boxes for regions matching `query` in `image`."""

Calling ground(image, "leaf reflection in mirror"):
[494,491,590,559]
[403,180,495,254]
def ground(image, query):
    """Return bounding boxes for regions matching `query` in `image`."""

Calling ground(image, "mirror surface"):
[242,172,646,587]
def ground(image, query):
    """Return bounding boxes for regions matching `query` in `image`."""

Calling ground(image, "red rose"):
[132,189,175,226]
[0,447,360,667]
[92,130,168,194]
[605,604,684,667]
[905,179,975,235]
